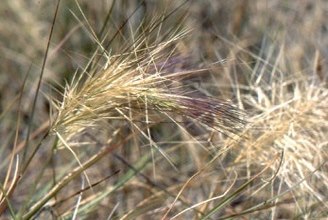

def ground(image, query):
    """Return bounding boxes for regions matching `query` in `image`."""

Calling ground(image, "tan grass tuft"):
[231,70,328,213]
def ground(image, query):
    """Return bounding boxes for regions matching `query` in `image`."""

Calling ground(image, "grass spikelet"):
[51,31,246,142]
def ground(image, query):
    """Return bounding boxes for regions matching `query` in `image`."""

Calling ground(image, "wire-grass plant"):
[1,0,327,219]
[1,1,247,219]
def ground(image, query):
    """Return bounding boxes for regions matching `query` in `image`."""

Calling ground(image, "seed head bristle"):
[51,33,246,140]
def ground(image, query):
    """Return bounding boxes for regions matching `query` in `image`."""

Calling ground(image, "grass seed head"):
[51,33,246,141]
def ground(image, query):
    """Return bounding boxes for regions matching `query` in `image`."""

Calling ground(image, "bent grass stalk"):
[22,136,124,220]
